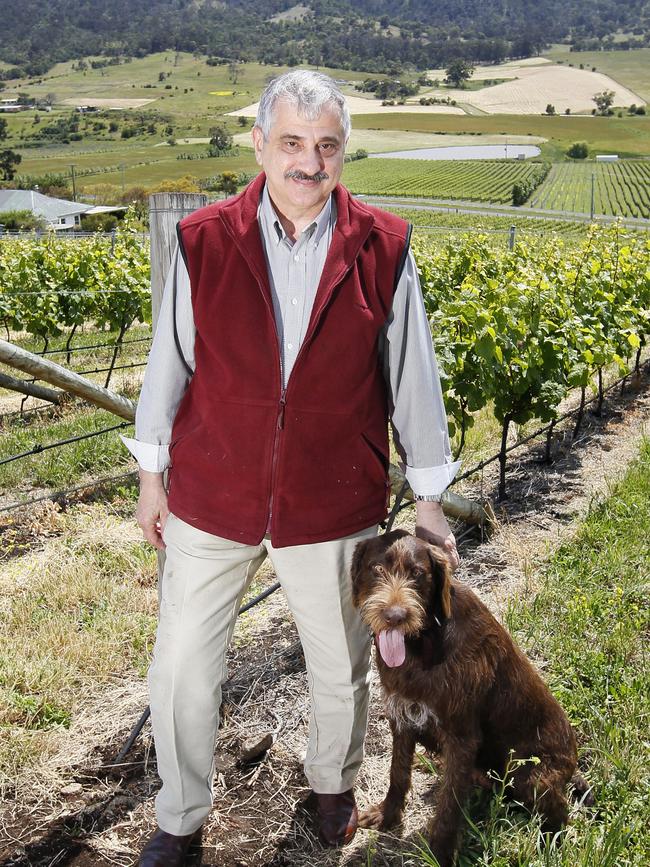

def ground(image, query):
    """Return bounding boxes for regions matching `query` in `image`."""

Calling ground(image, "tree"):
[0,118,21,181]
[208,124,233,155]
[216,171,238,197]
[593,90,615,115]
[445,58,474,88]
[545,103,556,115]
[567,141,588,159]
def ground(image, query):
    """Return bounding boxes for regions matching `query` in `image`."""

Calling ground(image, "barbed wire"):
[0,420,133,467]
[0,469,138,515]
[35,336,151,356]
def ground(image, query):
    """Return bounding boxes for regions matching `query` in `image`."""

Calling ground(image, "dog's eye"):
[372,564,383,575]
[411,567,425,579]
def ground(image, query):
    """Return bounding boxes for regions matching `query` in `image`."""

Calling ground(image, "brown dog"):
[351,530,591,867]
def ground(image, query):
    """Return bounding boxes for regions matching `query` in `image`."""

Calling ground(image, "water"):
[369,144,542,160]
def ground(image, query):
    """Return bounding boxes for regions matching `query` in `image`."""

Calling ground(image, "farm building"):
[0,190,124,230]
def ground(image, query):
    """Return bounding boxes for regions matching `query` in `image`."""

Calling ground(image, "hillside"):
[1,0,648,78]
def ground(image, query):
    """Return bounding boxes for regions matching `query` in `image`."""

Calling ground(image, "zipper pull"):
[277,394,286,429]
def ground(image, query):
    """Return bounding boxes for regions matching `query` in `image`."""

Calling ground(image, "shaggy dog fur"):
[351,530,592,867]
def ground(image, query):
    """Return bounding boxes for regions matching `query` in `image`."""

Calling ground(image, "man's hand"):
[415,500,460,572]
[136,470,169,550]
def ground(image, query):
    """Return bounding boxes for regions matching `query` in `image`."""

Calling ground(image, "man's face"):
[252,98,346,216]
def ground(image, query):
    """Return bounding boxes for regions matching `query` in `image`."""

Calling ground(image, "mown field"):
[543,45,650,103]
[529,160,650,218]
[343,159,547,203]
[351,113,650,161]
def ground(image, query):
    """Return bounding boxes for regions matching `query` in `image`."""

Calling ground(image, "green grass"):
[415,437,650,866]
[529,160,650,218]
[351,113,650,160]
[0,406,135,493]
[543,45,650,103]
[343,158,546,203]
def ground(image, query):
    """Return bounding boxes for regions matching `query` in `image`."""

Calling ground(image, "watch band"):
[414,493,444,502]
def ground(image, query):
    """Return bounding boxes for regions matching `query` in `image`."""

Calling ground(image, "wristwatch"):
[414,493,444,502]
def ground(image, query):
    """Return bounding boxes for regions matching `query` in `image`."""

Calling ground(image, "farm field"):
[543,45,650,103]
[342,158,547,203]
[419,59,642,115]
[350,113,650,160]
[529,160,650,218]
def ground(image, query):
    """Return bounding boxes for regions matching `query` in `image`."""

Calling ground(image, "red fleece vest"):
[168,172,410,547]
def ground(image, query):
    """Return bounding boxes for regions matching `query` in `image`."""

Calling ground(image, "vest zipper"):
[267,389,286,534]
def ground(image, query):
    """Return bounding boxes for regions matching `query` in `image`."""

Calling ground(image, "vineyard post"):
[149,192,207,333]
[149,192,207,584]
[508,225,516,250]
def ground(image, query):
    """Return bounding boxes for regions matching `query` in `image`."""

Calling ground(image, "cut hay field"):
[529,160,650,219]
[417,62,642,116]
[342,158,546,203]
[543,45,650,104]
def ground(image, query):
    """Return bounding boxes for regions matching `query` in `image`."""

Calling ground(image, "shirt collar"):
[259,182,334,248]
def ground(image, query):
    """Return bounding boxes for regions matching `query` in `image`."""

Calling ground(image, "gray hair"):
[255,70,351,142]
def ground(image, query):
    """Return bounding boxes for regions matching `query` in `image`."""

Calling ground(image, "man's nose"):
[296,146,325,175]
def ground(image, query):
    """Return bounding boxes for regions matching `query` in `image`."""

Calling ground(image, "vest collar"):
[219,173,376,338]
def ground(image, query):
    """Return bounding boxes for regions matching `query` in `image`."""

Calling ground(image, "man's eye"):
[320,143,335,153]
[285,141,298,149]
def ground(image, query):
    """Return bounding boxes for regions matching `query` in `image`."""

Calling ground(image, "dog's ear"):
[350,538,373,591]
[427,547,452,625]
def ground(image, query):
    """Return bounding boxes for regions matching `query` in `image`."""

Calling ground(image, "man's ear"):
[251,125,264,166]
[427,547,452,624]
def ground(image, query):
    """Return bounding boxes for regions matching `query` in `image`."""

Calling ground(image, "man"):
[123,70,460,866]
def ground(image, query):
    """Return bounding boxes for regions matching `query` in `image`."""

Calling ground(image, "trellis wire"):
[0,421,133,467]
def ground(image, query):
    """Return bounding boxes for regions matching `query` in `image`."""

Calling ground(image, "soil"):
[1,364,649,867]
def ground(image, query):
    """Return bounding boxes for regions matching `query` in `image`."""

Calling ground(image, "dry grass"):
[0,503,158,797]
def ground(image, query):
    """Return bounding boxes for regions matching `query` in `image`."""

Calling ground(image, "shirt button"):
[287,342,294,350]
[291,297,298,305]
[293,254,300,262]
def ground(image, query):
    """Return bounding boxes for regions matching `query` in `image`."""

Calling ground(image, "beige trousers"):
[148,512,377,835]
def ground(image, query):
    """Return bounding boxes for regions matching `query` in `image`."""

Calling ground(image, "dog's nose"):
[383,606,407,626]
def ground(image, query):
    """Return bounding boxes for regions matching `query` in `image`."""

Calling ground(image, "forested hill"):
[2,0,649,78]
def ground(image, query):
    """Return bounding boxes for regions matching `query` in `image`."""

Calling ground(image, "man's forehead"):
[269,98,345,139]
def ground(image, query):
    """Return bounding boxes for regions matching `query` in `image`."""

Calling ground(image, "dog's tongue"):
[377,629,406,667]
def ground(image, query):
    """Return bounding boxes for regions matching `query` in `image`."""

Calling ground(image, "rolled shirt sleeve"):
[120,244,195,472]
[382,249,461,497]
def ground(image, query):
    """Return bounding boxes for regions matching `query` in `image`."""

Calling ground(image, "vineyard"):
[1,219,650,867]
[529,160,650,219]
[1,222,649,503]
[343,158,549,203]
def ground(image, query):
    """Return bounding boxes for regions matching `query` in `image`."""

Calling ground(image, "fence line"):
[0,420,132,466]
[36,336,151,357]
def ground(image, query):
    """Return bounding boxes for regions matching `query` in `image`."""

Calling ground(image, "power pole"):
[69,164,77,202]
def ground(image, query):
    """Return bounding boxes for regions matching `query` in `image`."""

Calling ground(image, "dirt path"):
[2,366,649,867]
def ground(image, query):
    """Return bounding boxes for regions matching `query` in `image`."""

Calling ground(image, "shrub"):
[567,141,589,159]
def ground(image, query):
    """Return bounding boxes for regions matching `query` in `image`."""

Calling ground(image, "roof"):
[0,190,92,220]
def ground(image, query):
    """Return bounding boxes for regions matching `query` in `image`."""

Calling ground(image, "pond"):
[369,144,542,160]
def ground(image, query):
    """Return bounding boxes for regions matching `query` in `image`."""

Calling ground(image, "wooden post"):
[148,193,206,584]
[0,371,62,405]
[149,193,207,332]
[0,339,135,420]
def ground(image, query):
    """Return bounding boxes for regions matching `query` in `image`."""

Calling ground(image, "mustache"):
[284,169,330,182]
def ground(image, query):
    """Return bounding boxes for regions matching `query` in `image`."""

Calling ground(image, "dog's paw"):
[359,801,401,831]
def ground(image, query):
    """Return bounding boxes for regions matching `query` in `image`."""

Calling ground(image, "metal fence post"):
[508,225,516,250]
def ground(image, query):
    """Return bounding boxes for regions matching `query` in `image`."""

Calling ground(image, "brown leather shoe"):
[315,789,358,847]
[138,827,201,866]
